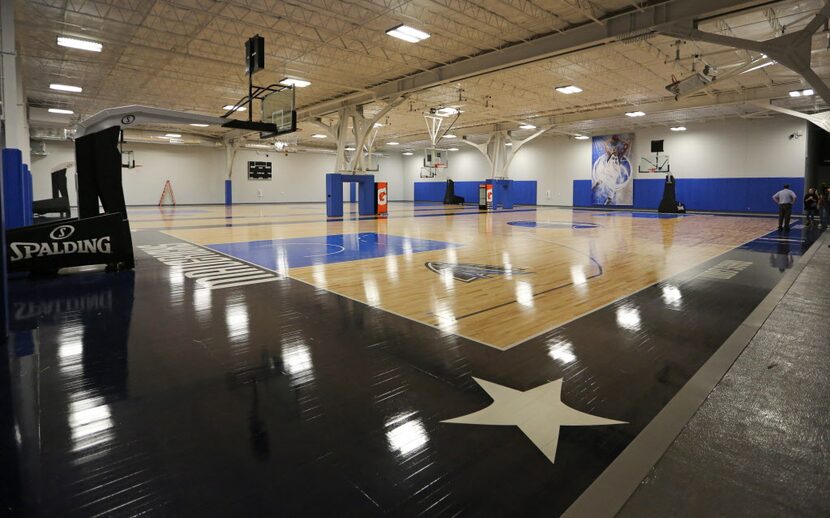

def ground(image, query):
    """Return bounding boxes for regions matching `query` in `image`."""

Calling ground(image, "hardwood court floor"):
[135,203,780,349]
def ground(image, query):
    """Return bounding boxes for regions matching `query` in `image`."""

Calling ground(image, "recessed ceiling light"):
[165,133,182,138]
[574,135,590,140]
[57,36,102,52]
[402,151,414,156]
[447,147,459,151]
[803,89,814,96]
[50,83,82,93]
[625,111,646,117]
[519,123,536,129]
[386,141,400,145]
[386,24,430,43]
[223,105,247,112]
[373,122,384,128]
[555,85,582,94]
[48,108,74,115]
[670,126,687,132]
[311,134,327,139]
[789,90,801,97]
[443,134,457,139]
[505,142,513,146]
[435,107,459,117]
[344,146,356,151]
[279,78,311,88]
[189,123,209,127]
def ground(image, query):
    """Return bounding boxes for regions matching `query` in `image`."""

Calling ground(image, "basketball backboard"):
[638,154,670,173]
[424,147,448,169]
[261,87,297,138]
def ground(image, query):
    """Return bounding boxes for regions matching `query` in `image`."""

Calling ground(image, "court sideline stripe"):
[562,230,828,518]
[157,230,502,351]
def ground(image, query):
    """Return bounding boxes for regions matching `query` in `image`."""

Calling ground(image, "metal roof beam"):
[297,0,773,119]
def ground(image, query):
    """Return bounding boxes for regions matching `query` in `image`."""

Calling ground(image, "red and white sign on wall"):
[486,184,493,210]
[376,182,388,214]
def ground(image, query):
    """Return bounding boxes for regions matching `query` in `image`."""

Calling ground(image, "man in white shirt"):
[772,184,797,231]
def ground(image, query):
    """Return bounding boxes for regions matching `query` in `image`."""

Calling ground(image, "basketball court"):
[3,0,830,516]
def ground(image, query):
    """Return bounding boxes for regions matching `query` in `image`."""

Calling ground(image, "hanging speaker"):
[245,35,265,75]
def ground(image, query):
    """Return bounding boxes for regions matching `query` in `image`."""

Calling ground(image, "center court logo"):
[49,225,75,240]
[425,262,531,282]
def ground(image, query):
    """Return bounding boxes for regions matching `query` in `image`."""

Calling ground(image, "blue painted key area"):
[415,181,537,205]
[573,177,804,213]
[207,232,455,271]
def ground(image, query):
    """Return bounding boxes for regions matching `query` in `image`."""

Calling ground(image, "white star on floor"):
[443,378,626,464]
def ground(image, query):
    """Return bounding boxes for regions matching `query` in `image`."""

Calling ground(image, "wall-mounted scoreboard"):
[248,161,272,180]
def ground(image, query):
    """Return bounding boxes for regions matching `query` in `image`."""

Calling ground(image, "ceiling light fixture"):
[625,111,646,117]
[373,122,384,128]
[223,105,247,112]
[505,142,513,146]
[670,126,687,132]
[50,83,82,93]
[789,88,814,97]
[189,123,209,127]
[386,141,400,145]
[386,24,430,43]
[574,135,590,140]
[48,108,74,115]
[448,147,459,151]
[311,134,327,139]
[279,78,311,88]
[344,146,356,151]
[519,123,536,129]
[165,133,182,138]
[555,85,582,94]
[57,36,102,52]
[435,107,459,117]
[443,134,457,139]
[743,60,775,74]
[402,151,414,156]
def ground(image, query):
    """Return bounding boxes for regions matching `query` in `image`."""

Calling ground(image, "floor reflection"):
[4,270,135,514]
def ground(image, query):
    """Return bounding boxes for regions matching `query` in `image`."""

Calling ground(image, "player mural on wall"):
[591,134,634,205]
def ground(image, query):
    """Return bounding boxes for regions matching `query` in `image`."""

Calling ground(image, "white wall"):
[30,141,407,205]
[30,116,806,207]
[230,149,405,203]
[31,141,225,206]
[404,115,807,205]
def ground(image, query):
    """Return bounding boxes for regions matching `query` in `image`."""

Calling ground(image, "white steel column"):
[462,128,548,178]
[1,0,29,162]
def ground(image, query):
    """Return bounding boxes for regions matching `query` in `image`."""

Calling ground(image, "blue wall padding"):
[492,179,514,209]
[2,148,26,229]
[23,165,33,225]
[326,173,375,217]
[573,177,805,213]
[414,181,537,205]
[224,179,232,206]
[0,150,6,338]
[573,180,592,207]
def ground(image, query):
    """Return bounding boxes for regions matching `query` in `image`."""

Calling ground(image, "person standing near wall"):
[819,183,829,230]
[772,184,797,232]
[804,187,819,227]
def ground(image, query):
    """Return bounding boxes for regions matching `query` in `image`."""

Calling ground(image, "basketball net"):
[158,180,176,206]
